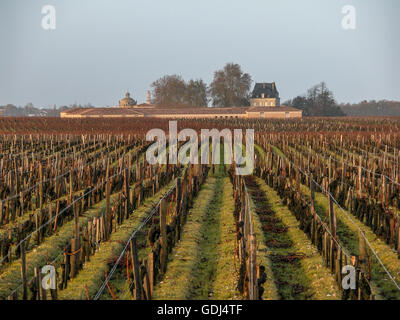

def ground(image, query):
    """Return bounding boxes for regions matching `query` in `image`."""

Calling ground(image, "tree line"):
[150,63,252,107]
[340,100,400,116]
[151,63,347,117]
[284,82,345,116]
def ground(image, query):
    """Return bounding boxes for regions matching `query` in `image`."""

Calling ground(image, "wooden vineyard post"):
[40,267,47,300]
[62,250,69,289]
[329,196,337,239]
[176,177,182,214]
[106,180,111,239]
[143,265,152,300]
[329,195,337,272]
[159,198,168,275]
[358,156,362,198]
[70,202,80,278]
[70,237,77,278]
[20,241,27,300]
[0,200,3,226]
[310,174,315,214]
[69,171,73,205]
[175,177,182,242]
[130,238,142,300]
[53,184,61,231]
[358,230,370,280]
[323,232,328,267]
[310,174,319,246]
[34,267,41,300]
[39,162,43,211]
[336,247,342,287]
[341,157,345,189]
[382,176,387,207]
[124,167,130,219]
[295,168,300,193]
[147,252,154,297]
[250,234,258,300]
[397,224,400,259]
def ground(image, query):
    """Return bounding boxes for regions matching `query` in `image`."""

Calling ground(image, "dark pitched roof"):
[251,83,279,99]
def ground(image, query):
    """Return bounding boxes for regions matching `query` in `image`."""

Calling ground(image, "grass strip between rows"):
[153,166,241,300]
[255,177,340,300]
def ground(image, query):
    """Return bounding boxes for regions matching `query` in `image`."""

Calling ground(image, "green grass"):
[211,176,241,299]
[254,177,340,300]
[153,165,240,300]
[247,189,280,300]
[152,173,218,300]
[246,177,339,300]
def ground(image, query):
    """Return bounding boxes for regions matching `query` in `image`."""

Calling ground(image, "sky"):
[0,0,399,108]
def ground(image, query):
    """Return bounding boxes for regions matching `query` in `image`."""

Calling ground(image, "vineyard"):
[0,117,400,300]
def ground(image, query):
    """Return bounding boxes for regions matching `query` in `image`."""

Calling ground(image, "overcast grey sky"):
[0,0,399,108]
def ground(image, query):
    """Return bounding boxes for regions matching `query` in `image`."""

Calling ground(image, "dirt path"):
[245,176,340,300]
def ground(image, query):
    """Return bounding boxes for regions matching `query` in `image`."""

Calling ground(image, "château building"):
[250,83,280,107]
[61,84,302,119]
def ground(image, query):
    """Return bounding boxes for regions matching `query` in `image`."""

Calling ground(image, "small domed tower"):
[119,91,137,108]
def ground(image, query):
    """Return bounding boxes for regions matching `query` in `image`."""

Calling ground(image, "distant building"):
[119,92,137,108]
[250,82,280,107]
[61,84,302,119]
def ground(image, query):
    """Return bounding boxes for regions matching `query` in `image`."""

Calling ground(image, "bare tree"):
[209,63,252,107]
[151,75,186,106]
[183,79,208,107]
[286,82,345,116]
